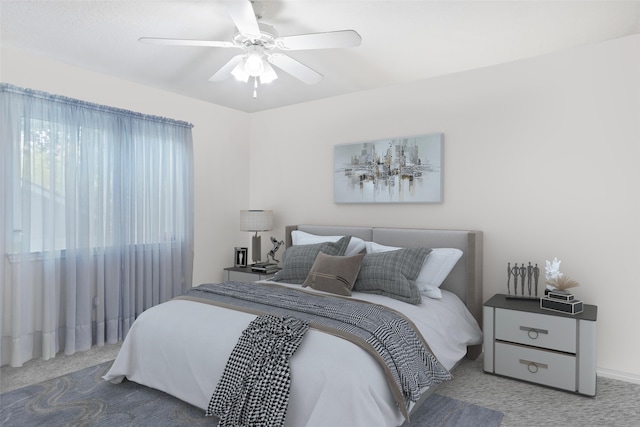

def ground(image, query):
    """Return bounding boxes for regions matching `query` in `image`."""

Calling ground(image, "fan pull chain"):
[253,77,258,99]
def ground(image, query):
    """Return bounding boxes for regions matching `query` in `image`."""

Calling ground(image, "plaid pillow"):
[273,236,351,284]
[353,247,432,304]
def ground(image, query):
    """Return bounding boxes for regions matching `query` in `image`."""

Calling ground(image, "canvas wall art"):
[334,133,443,204]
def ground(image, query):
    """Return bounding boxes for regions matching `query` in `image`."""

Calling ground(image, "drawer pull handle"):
[519,326,548,339]
[519,359,548,373]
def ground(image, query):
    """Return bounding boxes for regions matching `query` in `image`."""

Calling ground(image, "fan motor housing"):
[233,23,278,50]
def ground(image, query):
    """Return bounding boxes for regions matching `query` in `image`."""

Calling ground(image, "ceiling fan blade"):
[276,30,362,50]
[268,53,323,85]
[139,37,235,48]
[209,55,245,82]
[227,0,261,38]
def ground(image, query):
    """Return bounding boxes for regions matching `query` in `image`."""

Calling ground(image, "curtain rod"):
[0,83,194,129]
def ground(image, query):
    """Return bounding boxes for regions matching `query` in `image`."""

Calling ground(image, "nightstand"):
[224,266,279,282]
[483,294,597,396]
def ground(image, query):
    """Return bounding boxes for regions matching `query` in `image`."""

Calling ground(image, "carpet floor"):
[5,344,639,426]
[0,361,503,427]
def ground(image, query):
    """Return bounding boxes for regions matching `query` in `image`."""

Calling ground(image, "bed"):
[104,225,483,427]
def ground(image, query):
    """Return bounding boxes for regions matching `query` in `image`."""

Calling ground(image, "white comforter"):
[104,282,482,427]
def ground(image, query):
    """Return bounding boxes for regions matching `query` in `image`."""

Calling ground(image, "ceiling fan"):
[139,0,362,97]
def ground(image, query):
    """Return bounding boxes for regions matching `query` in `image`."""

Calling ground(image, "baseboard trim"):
[597,367,640,385]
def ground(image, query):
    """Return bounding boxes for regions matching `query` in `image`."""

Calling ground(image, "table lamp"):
[239,210,273,264]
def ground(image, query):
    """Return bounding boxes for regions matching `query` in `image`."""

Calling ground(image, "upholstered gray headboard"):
[285,224,483,359]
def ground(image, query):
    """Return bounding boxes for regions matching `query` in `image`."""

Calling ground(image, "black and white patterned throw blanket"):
[206,314,308,427]
[180,281,452,423]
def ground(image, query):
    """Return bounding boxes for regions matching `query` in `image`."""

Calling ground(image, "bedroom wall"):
[248,34,640,381]
[0,46,250,287]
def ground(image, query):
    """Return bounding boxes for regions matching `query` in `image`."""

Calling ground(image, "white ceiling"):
[2,1,639,113]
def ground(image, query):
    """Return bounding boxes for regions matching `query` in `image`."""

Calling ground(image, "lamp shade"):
[240,210,273,232]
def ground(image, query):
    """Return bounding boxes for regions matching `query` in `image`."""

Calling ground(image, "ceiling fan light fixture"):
[231,61,250,82]
[244,52,265,76]
[259,61,278,84]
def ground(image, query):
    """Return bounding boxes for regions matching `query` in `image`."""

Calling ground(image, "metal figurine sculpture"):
[267,236,285,264]
[510,264,520,296]
[506,261,541,300]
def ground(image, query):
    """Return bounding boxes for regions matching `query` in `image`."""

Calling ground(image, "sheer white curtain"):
[0,84,194,367]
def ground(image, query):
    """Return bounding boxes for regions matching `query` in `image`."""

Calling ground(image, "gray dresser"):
[483,294,597,396]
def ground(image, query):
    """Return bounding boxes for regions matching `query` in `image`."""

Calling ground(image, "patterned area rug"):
[0,362,503,426]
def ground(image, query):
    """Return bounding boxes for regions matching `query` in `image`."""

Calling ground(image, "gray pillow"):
[353,247,432,304]
[273,236,351,284]
[303,252,365,296]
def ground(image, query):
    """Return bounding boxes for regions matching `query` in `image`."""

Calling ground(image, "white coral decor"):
[545,257,579,291]
[545,257,563,282]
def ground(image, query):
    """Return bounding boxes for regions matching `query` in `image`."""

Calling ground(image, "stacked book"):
[540,290,583,315]
[251,262,279,274]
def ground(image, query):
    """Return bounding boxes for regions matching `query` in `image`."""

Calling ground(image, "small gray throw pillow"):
[353,247,432,304]
[303,252,365,296]
[273,236,351,284]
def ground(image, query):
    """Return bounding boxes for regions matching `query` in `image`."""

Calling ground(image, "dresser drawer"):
[495,308,576,353]
[494,342,576,392]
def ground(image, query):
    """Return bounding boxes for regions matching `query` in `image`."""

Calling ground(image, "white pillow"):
[292,230,366,256]
[365,242,463,299]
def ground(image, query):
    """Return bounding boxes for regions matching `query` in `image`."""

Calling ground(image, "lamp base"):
[251,234,262,264]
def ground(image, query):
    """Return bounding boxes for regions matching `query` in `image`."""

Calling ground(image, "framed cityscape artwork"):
[333,133,443,204]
